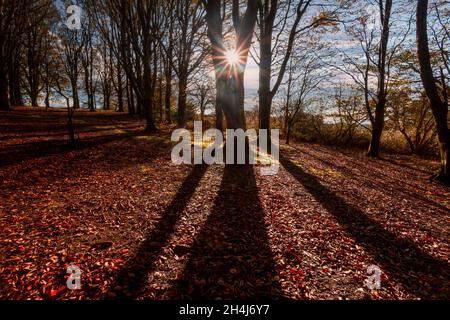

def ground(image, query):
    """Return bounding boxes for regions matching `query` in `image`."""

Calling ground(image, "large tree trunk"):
[417,0,450,181]
[8,54,22,106]
[0,71,9,110]
[222,73,246,130]
[206,0,257,130]
[30,91,39,107]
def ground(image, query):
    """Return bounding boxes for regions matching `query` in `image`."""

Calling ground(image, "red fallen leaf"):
[322,267,330,274]
[50,287,66,297]
[18,245,26,252]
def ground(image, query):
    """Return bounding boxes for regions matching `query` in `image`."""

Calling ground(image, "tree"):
[334,0,414,157]
[416,0,450,182]
[0,1,30,110]
[205,0,258,130]
[192,75,215,123]
[257,0,340,133]
[24,1,55,107]
[282,46,326,144]
[366,0,393,157]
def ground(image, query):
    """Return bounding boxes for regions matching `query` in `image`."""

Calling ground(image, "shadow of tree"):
[293,146,450,212]
[103,164,208,298]
[173,164,282,299]
[280,154,450,299]
[0,130,149,168]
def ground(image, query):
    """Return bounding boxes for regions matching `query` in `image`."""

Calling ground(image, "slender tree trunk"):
[71,78,80,109]
[45,83,50,110]
[162,1,174,123]
[164,69,172,123]
[143,37,156,132]
[286,122,292,145]
[177,76,188,127]
[126,78,135,115]
[117,71,124,113]
[367,0,392,158]
[258,8,274,131]
[417,0,450,181]
[158,74,163,121]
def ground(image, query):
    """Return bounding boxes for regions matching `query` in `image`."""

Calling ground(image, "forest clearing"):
[1,108,449,300]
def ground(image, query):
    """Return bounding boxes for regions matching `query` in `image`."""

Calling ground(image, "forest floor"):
[1,107,449,300]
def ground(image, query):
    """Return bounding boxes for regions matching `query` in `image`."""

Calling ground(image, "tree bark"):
[417,0,450,181]
[285,122,292,145]
[206,0,257,130]
[367,0,392,158]
[258,0,276,131]
[0,69,9,110]
[142,34,156,132]
[117,69,124,113]
[8,53,22,106]
[177,76,188,127]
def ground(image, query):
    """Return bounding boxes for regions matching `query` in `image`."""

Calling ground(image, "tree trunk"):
[164,69,172,123]
[367,108,384,157]
[45,83,50,110]
[117,71,124,113]
[286,122,292,145]
[126,78,135,115]
[0,67,9,110]
[177,76,188,127]
[223,73,246,130]
[8,55,22,106]
[205,0,257,131]
[367,0,392,158]
[142,35,156,132]
[215,78,224,131]
[417,0,450,181]
[258,8,274,131]
[71,79,80,109]
[30,91,39,107]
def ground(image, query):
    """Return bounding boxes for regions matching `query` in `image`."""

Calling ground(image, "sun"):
[225,49,239,65]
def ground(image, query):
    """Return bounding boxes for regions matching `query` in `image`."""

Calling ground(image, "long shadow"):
[0,125,143,141]
[290,145,450,214]
[0,130,146,168]
[102,164,208,299]
[280,154,450,299]
[173,164,282,299]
